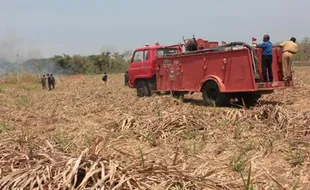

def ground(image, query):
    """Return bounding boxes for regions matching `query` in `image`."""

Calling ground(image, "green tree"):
[51,50,130,74]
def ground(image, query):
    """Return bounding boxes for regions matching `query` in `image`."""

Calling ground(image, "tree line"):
[293,37,310,61]
[51,50,132,74]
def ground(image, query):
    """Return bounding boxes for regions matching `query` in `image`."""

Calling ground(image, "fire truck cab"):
[128,43,182,94]
[128,37,292,107]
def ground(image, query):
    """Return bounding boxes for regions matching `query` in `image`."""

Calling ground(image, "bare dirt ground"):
[0,67,310,190]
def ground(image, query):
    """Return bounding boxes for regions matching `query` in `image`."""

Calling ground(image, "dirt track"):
[0,67,310,189]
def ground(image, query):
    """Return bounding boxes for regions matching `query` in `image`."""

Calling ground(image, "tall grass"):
[0,72,40,84]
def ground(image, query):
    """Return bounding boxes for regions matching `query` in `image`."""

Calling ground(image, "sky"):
[0,0,309,60]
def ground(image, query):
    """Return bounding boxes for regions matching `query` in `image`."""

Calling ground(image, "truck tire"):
[202,81,230,107]
[186,40,198,51]
[136,80,151,97]
[238,93,261,108]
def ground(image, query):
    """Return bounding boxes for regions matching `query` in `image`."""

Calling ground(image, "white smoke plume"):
[0,29,70,76]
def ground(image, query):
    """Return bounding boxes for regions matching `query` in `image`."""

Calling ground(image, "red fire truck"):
[128,36,292,107]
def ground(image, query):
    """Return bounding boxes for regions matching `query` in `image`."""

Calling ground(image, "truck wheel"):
[136,80,151,97]
[202,81,230,107]
[238,93,261,108]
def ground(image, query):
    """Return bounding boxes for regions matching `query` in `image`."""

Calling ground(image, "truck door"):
[130,50,144,76]
[129,49,151,79]
[142,50,151,75]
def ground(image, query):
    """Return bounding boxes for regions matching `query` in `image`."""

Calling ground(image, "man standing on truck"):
[255,35,273,82]
[277,37,298,84]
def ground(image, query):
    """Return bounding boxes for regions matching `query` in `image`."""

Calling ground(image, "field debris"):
[0,67,310,189]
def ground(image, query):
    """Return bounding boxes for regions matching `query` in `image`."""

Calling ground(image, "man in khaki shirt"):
[277,37,298,83]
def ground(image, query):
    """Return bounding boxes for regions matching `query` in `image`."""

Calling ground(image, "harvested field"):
[0,67,310,189]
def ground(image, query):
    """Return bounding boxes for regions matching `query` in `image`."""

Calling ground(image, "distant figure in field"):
[41,74,47,90]
[47,74,53,90]
[102,72,108,85]
[124,71,129,86]
[50,74,55,89]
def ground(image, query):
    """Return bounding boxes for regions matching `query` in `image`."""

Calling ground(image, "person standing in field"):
[277,37,298,85]
[41,74,47,90]
[47,74,53,90]
[124,71,129,86]
[102,72,108,86]
[255,35,273,82]
[50,74,55,89]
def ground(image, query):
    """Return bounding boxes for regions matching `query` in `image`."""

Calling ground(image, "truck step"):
[256,81,293,89]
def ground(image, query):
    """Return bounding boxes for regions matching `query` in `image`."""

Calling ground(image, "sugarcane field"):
[0,64,309,189]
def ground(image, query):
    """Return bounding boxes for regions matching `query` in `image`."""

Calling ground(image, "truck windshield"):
[156,48,177,57]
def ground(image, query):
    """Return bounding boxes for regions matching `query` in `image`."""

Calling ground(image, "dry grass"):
[0,72,40,84]
[0,67,310,189]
